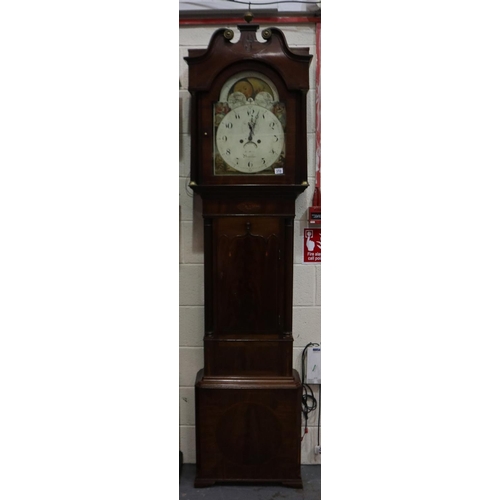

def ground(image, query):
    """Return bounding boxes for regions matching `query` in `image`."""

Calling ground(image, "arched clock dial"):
[215,101,285,174]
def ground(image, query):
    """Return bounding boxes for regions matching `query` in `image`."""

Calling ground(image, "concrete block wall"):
[179,23,321,465]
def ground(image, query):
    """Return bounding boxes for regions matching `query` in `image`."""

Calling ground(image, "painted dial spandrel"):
[215,103,284,174]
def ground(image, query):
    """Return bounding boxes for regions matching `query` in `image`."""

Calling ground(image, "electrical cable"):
[318,382,320,446]
[300,342,319,440]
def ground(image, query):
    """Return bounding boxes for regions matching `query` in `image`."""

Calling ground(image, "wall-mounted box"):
[308,206,321,225]
[306,346,321,384]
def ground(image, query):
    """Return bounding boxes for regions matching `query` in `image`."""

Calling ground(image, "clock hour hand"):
[248,121,255,141]
[247,112,260,142]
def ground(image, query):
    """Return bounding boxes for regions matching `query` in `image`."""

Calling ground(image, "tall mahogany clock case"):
[184,24,312,488]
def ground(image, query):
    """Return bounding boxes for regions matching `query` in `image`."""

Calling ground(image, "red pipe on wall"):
[313,21,321,207]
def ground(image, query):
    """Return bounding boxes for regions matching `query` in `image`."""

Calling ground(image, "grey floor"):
[179,464,320,500]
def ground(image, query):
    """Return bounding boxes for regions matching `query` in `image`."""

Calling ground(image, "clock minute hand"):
[248,121,255,142]
[247,112,260,142]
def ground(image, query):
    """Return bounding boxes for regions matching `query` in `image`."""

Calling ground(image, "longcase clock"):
[184,23,312,488]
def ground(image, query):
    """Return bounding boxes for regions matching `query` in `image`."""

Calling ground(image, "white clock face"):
[215,102,285,174]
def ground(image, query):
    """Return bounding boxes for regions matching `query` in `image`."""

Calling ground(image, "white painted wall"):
[179,0,321,16]
[179,22,321,465]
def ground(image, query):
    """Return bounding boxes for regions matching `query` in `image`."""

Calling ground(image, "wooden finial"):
[244,3,253,23]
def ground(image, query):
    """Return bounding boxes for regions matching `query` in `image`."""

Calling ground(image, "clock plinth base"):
[193,478,216,488]
[194,369,303,488]
[193,478,303,489]
[282,479,304,489]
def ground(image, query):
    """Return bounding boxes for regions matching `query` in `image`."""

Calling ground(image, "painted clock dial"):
[215,101,284,174]
[213,72,286,175]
